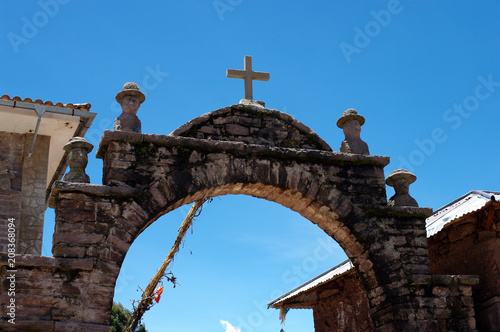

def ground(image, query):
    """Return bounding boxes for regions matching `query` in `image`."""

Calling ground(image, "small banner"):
[279,307,289,325]
[154,285,164,303]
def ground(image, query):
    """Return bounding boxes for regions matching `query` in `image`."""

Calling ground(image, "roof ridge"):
[474,190,500,199]
[431,191,476,216]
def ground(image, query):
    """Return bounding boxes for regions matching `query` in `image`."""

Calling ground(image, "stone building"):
[428,190,500,331]
[269,190,500,331]
[0,95,96,255]
[268,260,374,332]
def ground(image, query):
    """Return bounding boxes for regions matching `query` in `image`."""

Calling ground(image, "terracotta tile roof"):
[0,94,91,111]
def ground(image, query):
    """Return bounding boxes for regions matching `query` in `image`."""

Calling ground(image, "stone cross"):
[227,56,270,100]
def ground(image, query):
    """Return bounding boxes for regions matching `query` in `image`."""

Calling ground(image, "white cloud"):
[220,320,242,332]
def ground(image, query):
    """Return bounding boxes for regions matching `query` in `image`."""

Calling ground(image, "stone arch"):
[171,103,332,150]
[41,104,439,331]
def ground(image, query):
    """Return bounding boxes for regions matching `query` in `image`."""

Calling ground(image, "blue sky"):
[2,1,500,331]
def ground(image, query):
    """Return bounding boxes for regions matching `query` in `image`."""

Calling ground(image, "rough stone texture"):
[428,210,500,331]
[19,134,50,255]
[0,132,24,254]
[283,270,477,332]
[312,271,374,332]
[0,132,49,256]
[171,104,332,150]
[0,254,108,332]
[0,104,479,331]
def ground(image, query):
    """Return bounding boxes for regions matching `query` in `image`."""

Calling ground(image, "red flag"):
[154,286,164,303]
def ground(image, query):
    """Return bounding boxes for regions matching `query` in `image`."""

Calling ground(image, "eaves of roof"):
[1,94,91,111]
[0,94,97,203]
[267,260,353,309]
[426,190,500,237]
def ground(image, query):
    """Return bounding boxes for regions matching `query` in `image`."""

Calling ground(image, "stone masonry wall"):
[94,130,459,331]
[0,132,25,254]
[19,134,49,255]
[0,253,106,331]
[0,132,49,256]
[313,273,374,332]
[428,210,500,331]
[312,272,477,332]
[409,275,478,331]
[171,104,332,151]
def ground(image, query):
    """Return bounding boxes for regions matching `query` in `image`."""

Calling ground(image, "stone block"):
[52,245,86,258]
[417,320,439,331]
[95,260,120,276]
[83,222,109,235]
[55,221,85,233]
[56,258,94,270]
[53,321,110,332]
[89,272,117,287]
[448,222,476,243]
[107,233,131,255]
[432,286,451,297]
[478,230,496,241]
[476,301,500,331]
[226,123,250,136]
[1,319,54,331]
[58,209,97,223]
[461,295,474,307]
[53,232,105,245]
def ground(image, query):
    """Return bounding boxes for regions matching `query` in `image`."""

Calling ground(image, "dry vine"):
[125,199,208,331]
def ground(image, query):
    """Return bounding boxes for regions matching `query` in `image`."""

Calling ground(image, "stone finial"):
[114,82,145,133]
[386,169,419,207]
[63,137,93,183]
[337,109,369,155]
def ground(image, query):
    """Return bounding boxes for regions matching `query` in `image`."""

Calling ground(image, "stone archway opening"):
[113,194,347,331]
[74,102,398,330]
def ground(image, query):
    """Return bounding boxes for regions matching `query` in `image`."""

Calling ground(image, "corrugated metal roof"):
[426,190,500,237]
[270,190,500,309]
[267,259,353,308]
